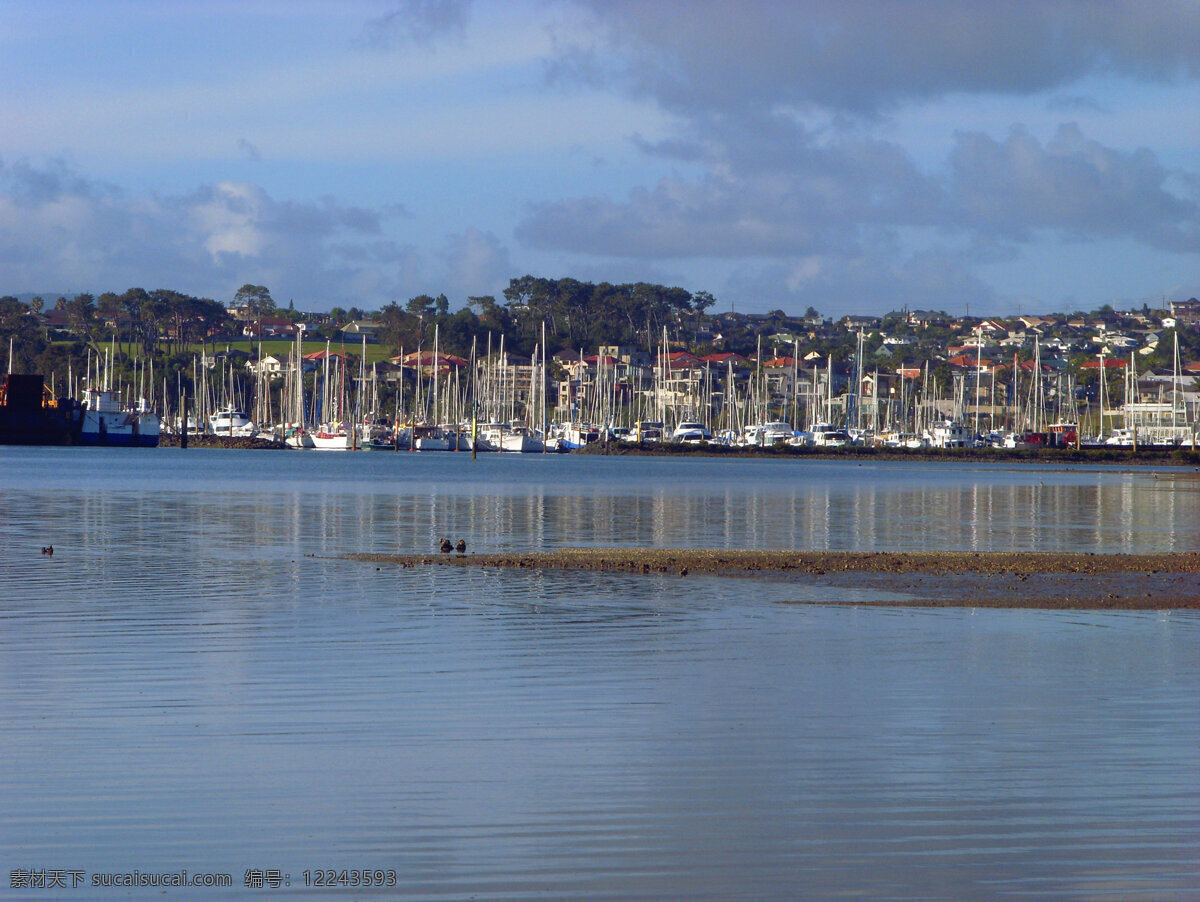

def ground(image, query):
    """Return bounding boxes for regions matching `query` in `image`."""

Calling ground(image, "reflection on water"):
[6,450,1198,556]
[1,448,1198,899]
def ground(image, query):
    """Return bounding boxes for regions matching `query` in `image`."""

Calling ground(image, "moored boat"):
[208,405,257,437]
[0,374,84,445]
[79,387,160,447]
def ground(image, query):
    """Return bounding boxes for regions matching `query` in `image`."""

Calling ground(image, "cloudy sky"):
[2,0,1197,316]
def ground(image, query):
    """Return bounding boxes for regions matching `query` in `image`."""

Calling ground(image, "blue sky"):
[1,0,1197,317]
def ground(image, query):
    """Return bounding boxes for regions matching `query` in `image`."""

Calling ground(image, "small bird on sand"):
[439,537,453,554]
[41,545,53,555]
[455,539,466,555]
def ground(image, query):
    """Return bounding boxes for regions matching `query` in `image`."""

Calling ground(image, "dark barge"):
[0,374,84,445]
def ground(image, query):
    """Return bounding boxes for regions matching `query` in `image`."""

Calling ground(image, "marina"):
[4,4,1200,898]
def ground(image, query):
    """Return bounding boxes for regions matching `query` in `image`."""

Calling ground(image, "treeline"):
[4,275,714,363]
[0,276,718,408]
[371,276,713,357]
[1,289,232,404]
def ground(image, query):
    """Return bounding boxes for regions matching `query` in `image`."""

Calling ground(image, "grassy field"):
[95,338,399,366]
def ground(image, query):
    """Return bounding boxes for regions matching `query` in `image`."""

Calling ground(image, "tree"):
[0,296,49,374]
[65,293,97,343]
[233,284,275,316]
[406,294,436,318]
[688,290,715,316]
[30,296,43,316]
[97,292,124,350]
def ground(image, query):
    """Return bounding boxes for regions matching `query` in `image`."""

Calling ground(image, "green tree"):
[406,294,436,318]
[233,284,275,316]
[65,293,97,343]
[0,296,49,373]
[693,291,717,314]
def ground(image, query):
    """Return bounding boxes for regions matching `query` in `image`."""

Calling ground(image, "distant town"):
[3,278,1199,449]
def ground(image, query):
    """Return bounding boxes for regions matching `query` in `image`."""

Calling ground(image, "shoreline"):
[158,434,289,449]
[575,441,1200,466]
[153,435,1200,465]
[345,549,1200,610]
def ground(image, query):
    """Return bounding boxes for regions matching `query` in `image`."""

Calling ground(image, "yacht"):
[806,422,852,447]
[477,423,545,453]
[742,422,793,446]
[208,405,256,437]
[671,421,712,443]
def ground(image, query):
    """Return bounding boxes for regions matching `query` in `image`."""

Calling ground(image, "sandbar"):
[345,549,1200,609]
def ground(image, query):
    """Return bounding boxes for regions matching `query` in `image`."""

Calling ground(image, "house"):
[395,351,467,374]
[248,354,314,376]
[475,351,544,403]
[1093,331,1137,350]
[700,352,752,369]
[244,317,299,338]
[842,315,881,332]
[998,331,1028,348]
[597,345,653,367]
[1169,298,1200,325]
[1043,336,1074,353]
[947,354,997,373]
[907,310,950,328]
[340,320,382,342]
[1018,315,1058,330]
[1079,358,1128,371]
[39,309,77,339]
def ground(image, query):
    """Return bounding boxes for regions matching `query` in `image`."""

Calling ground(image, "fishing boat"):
[924,419,972,449]
[361,418,396,450]
[79,387,160,447]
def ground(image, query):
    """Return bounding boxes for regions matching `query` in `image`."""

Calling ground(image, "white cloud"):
[0,161,411,307]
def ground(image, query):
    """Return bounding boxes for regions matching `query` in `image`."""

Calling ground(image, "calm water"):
[1,448,1198,899]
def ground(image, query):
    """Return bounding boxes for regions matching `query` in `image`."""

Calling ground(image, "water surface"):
[1,448,1197,898]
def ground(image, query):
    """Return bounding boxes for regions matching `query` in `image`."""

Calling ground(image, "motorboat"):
[671,421,712,443]
[742,421,793,446]
[208,405,257,437]
[807,422,851,447]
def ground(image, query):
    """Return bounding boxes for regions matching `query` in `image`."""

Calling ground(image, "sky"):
[1,0,1197,318]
